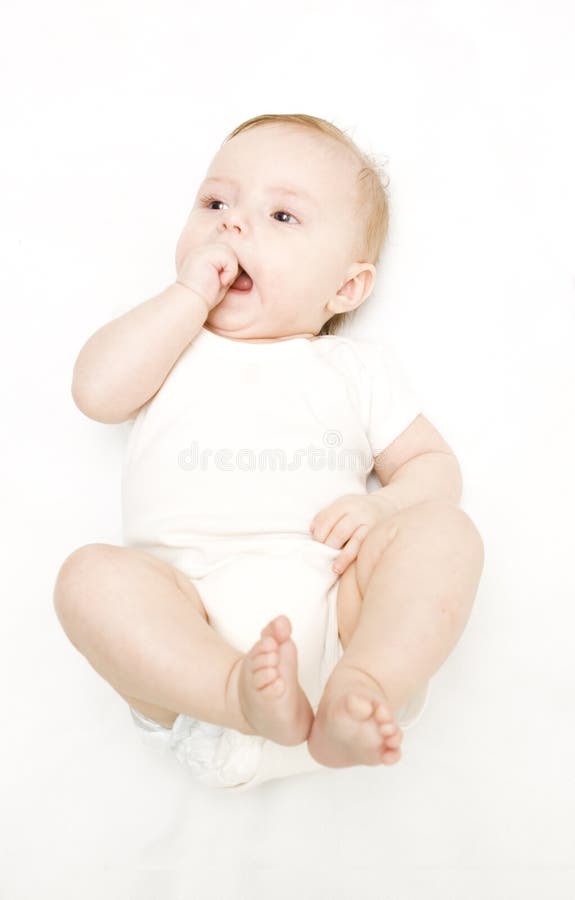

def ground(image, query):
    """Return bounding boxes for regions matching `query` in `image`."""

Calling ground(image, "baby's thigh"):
[54,542,210,624]
[335,558,364,650]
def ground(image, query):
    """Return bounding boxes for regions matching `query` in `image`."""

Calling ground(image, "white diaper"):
[128,538,430,792]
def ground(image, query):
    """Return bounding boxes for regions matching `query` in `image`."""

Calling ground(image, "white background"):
[1,0,574,897]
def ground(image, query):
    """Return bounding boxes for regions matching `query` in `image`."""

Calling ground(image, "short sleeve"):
[349,339,423,457]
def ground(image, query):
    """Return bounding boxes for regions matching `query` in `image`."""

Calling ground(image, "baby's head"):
[176,114,390,341]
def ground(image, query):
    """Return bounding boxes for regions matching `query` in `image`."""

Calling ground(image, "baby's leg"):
[308,500,484,768]
[53,544,256,734]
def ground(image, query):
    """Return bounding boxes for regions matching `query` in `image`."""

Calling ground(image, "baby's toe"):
[385,737,401,751]
[261,615,291,644]
[252,650,279,670]
[253,666,282,689]
[381,747,402,765]
[346,692,375,720]
[379,721,397,737]
[262,634,280,651]
[373,704,394,725]
[383,728,403,748]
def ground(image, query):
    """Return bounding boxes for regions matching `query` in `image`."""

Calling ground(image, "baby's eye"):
[273,210,297,224]
[199,195,225,211]
[199,195,297,225]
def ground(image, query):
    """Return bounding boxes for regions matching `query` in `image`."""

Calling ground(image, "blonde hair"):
[222,113,390,336]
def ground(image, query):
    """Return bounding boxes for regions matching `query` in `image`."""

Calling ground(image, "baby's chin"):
[209,288,261,324]
[218,283,258,310]
[221,283,257,305]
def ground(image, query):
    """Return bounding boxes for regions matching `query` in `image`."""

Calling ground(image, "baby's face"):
[176,124,375,340]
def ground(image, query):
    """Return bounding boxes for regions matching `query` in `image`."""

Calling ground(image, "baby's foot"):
[307,664,404,768]
[236,615,314,746]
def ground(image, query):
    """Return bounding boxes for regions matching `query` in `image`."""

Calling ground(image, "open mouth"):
[229,266,254,292]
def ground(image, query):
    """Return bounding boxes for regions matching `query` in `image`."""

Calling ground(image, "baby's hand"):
[175,241,240,312]
[309,492,399,576]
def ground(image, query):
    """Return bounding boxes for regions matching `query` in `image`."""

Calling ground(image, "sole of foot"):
[307,664,404,768]
[236,614,315,746]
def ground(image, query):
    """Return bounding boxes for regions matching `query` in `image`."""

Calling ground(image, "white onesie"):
[122,325,430,790]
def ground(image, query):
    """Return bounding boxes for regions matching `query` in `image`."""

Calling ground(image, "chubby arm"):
[309,414,464,575]
[372,413,463,510]
[71,282,209,424]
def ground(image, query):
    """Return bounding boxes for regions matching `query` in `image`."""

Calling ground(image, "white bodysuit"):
[122,325,430,791]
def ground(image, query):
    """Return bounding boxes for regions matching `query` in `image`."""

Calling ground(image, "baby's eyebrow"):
[199,176,319,209]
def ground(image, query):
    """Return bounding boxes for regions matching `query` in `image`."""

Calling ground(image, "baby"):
[54,114,484,790]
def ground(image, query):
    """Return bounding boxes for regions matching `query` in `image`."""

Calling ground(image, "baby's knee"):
[53,543,119,620]
[402,501,484,569]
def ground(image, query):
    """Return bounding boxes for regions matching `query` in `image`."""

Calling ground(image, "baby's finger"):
[309,496,351,537]
[332,526,370,573]
[311,511,346,545]
[322,514,355,549]
[332,540,360,574]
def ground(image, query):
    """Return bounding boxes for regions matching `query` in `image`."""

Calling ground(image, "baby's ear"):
[336,263,377,312]
[354,262,377,300]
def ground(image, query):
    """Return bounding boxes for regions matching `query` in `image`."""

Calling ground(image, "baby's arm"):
[372,413,462,509]
[71,282,208,424]
[311,414,469,578]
